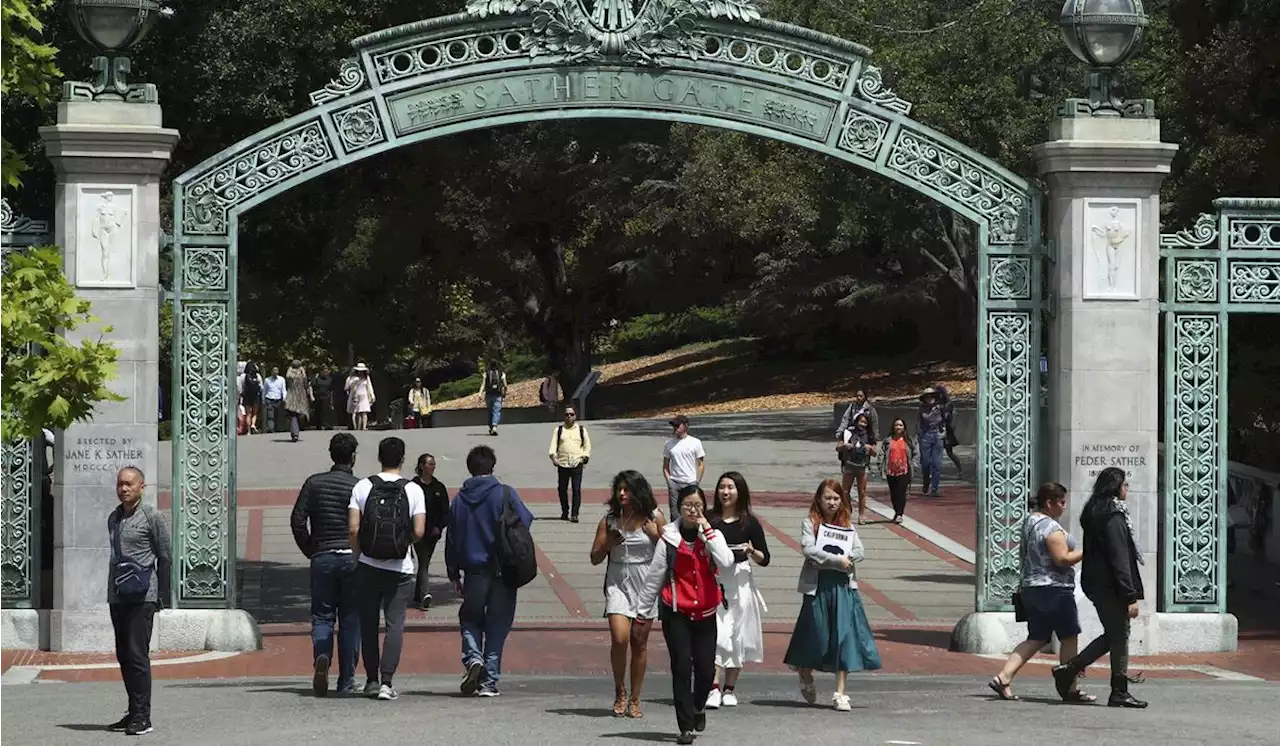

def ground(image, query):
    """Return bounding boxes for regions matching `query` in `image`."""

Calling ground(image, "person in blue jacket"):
[445,445,534,698]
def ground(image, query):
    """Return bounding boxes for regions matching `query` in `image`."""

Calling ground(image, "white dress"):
[603,514,659,618]
[716,558,767,667]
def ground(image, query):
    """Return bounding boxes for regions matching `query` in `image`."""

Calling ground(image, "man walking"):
[479,359,507,436]
[311,367,333,430]
[412,453,451,610]
[106,467,171,736]
[263,365,286,433]
[549,404,591,522]
[446,445,534,697]
[291,433,362,696]
[347,437,426,700]
[662,414,705,518]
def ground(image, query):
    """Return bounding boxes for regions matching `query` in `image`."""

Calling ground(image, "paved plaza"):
[4,673,1278,745]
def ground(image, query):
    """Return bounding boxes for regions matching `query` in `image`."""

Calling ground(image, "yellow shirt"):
[549,423,591,467]
[409,387,431,414]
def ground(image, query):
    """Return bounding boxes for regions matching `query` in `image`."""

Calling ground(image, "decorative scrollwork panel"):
[978,311,1034,610]
[836,109,889,162]
[1173,259,1217,304]
[1226,218,1280,250]
[182,120,335,236]
[372,30,529,85]
[701,35,850,91]
[1167,314,1220,607]
[331,101,387,154]
[176,302,232,604]
[1227,261,1280,303]
[182,247,229,292]
[887,128,1030,246]
[1,437,36,606]
[988,257,1032,301]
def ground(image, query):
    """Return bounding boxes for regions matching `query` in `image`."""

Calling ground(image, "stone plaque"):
[57,423,155,490]
[387,68,837,142]
[75,184,137,288]
[1071,438,1152,493]
[1082,198,1140,301]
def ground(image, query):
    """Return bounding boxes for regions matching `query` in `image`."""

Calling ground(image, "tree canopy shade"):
[0,0,60,187]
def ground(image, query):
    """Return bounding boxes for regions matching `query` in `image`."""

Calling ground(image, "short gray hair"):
[118,466,145,482]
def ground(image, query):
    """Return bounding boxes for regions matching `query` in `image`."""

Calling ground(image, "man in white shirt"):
[347,437,426,701]
[263,366,286,433]
[662,414,706,518]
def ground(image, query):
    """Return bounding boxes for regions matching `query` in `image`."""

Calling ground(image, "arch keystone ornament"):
[171,1,1042,609]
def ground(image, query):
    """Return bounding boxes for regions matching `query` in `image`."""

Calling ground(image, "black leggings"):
[661,605,717,733]
[886,474,910,517]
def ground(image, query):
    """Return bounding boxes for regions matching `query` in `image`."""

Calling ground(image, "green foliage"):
[1,247,123,440]
[430,350,545,402]
[0,0,59,187]
[602,305,742,361]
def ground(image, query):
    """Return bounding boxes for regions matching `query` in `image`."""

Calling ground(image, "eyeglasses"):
[680,503,702,512]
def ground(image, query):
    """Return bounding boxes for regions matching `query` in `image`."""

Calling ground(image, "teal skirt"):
[783,570,882,673]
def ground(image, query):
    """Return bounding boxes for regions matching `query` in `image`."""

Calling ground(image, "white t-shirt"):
[663,436,706,487]
[349,473,426,575]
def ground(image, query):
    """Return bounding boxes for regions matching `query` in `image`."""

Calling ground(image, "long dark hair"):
[607,470,658,521]
[853,411,876,442]
[1090,467,1126,503]
[709,471,752,522]
[244,361,259,379]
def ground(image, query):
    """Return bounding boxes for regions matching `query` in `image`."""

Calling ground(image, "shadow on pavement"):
[874,628,952,651]
[893,573,974,585]
[751,699,841,709]
[56,725,107,732]
[597,732,679,742]
[546,707,619,718]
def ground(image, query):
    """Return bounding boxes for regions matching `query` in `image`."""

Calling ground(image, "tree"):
[1,246,123,440]
[0,0,60,187]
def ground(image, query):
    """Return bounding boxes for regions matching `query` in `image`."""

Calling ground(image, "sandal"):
[987,676,1019,701]
[1064,688,1096,703]
[798,672,817,704]
[857,514,867,525]
[612,691,627,717]
[627,697,643,718]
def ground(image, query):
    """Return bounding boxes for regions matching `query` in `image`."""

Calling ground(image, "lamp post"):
[66,0,164,101]
[1057,0,1153,118]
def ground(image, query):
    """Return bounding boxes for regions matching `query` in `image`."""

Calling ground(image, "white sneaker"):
[377,684,398,701]
[478,688,501,697]
[833,693,851,712]
[721,690,738,707]
[705,688,722,709]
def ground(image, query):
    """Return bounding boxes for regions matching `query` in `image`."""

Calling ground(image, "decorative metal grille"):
[169,6,1041,613]
[1,198,49,609]
[1160,197,1280,611]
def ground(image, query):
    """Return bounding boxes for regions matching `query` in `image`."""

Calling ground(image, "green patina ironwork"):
[170,0,1042,609]
[1,198,50,609]
[1160,197,1280,612]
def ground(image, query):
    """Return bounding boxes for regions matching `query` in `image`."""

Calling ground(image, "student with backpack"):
[445,445,536,697]
[634,485,735,745]
[548,404,592,522]
[478,359,508,436]
[346,437,426,701]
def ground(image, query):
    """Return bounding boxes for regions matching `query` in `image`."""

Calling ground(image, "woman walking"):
[284,360,312,443]
[705,472,770,710]
[989,482,1091,701]
[783,479,881,712]
[635,485,734,745]
[935,385,963,477]
[917,388,945,497]
[878,418,917,524]
[241,362,264,435]
[1053,467,1148,708]
[408,377,431,428]
[836,411,877,525]
[345,362,375,431]
[589,471,666,719]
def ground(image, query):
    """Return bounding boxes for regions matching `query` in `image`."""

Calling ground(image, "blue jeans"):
[919,432,943,494]
[310,552,360,689]
[458,568,517,690]
[486,395,504,428]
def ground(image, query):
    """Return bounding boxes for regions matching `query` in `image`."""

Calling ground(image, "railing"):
[572,370,603,421]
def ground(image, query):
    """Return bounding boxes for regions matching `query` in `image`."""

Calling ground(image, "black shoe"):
[108,714,132,732]
[694,710,706,732]
[1108,674,1148,708]
[460,661,484,695]
[560,513,569,521]
[1052,664,1078,700]
[125,717,153,736]
[677,732,695,745]
[570,515,579,523]
[313,653,330,697]
[420,593,432,611]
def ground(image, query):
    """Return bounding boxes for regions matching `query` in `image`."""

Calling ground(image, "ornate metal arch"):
[2,198,51,610]
[170,0,1042,608]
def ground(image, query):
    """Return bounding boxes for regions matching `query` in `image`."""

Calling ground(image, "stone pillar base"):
[1,609,50,650]
[155,609,262,652]
[50,608,115,652]
[1151,612,1238,653]
[949,611,1023,654]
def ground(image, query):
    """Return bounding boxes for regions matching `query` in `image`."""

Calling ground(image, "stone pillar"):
[1035,117,1236,653]
[40,101,178,651]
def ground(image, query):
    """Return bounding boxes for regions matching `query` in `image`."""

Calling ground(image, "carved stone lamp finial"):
[1056,0,1154,119]
[64,0,165,103]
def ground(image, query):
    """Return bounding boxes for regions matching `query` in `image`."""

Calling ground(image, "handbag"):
[111,517,153,602]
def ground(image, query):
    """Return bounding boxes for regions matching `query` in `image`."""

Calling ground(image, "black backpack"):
[494,486,537,587]
[556,425,585,447]
[359,478,412,560]
[485,369,504,394]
